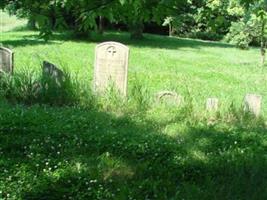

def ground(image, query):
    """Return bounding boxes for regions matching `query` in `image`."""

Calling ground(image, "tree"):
[107,0,189,39]
[239,0,267,66]
[2,0,117,39]
[161,0,244,41]
[1,0,191,40]
[253,2,267,66]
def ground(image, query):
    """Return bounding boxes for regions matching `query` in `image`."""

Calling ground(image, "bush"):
[225,16,261,49]
[225,21,251,49]
[186,31,223,41]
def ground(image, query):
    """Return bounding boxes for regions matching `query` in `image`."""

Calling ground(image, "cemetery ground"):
[1,14,267,199]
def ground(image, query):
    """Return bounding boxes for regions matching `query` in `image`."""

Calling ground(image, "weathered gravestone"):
[244,94,262,117]
[156,91,183,106]
[94,42,129,96]
[206,98,219,112]
[43,61,65,86]
[0,47,14,74]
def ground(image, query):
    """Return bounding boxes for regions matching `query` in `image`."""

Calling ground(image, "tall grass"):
[0,68,91,107]
[0,65,265,123]
[0,58,265,200]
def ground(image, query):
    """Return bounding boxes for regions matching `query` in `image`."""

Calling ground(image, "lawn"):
[2,28,267,113]
[0,12,267,200]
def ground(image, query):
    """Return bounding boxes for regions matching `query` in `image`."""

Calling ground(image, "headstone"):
[94,42,129,96]
[43,61,65,86]
[244,94,262,117]
[0,47,14,74]
[156,91,183,106]
[206,98,219,112]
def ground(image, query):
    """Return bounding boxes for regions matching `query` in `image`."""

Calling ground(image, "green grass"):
[0,12,267,200]
[1,30,267,113]
[1,98,267,200]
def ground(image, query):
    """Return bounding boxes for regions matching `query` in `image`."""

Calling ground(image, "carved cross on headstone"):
[107,46,117,56]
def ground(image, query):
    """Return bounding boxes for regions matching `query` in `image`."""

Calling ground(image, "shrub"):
[186,31,223,41]
[225,16,261,49]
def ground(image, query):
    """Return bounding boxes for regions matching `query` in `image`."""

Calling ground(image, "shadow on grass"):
[91,32,234,50]
[2,31,234,50]
[1,38,56,48]
[0,100,266,199]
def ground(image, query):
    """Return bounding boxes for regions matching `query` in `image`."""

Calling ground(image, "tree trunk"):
[260,19,266,67]
[98,16,104,35]
[129,21,144,39]
[27,16,36,30]
[261,47,265,66]
[169,23,173,37]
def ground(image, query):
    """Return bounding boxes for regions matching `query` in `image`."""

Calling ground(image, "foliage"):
[225,15,261,49]
[236,0,267,64]
[1,0,189,39]
[162,0,245,40]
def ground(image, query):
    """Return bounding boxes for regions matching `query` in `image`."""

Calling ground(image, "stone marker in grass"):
[43,61,65,86]
[206,98,219,112]
[94,42,129,96]
[244,94,262,117]
[0,47,14,74]
[156,91,183,106]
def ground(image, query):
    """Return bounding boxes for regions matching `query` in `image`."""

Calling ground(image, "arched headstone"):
[0,47,14,74]
[94,42,129,96]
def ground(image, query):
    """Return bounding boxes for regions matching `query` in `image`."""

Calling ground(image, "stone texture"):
[0,47,13,74]
[43,61,65,86]
[94,42,129,96]
[244,94,262,117]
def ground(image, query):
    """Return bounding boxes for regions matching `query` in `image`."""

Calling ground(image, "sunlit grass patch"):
[0,11,27,32]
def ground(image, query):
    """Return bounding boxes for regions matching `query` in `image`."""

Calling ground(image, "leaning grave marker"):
[0,47,14,74]
[93,42,129,96]
[43,61,65,86]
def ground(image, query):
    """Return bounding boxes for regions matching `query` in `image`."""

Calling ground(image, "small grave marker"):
[244,94,262,117]
[206,98,219,112]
